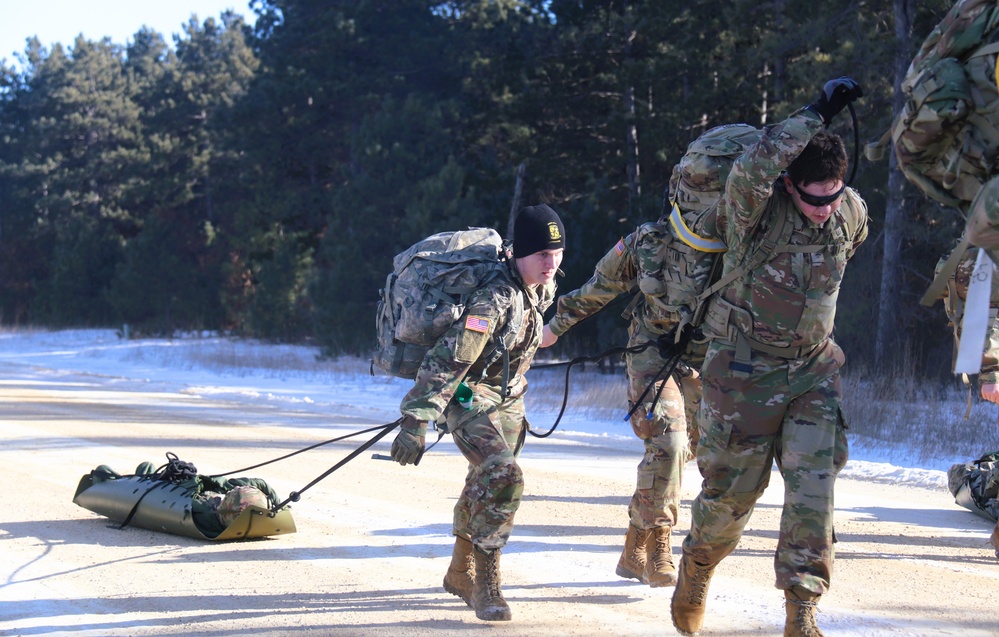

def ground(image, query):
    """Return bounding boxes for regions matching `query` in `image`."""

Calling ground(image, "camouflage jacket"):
[400,264,555,423]
[938,244,999,384]
[547,228,681,338]
[705,108,869,351]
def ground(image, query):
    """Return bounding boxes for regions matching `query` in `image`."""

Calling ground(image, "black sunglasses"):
[791,180,846,207]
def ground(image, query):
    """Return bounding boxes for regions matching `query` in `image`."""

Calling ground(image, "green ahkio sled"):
[72,453,296,541]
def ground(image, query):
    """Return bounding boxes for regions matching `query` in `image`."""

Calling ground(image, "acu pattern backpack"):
[628,124,761,336]
[630,123,798,339]
[633,122,862,352]
[867,0,999,210]
[371,227,523,380]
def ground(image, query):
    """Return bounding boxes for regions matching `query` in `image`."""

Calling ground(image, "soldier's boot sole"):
[474,598,512,622]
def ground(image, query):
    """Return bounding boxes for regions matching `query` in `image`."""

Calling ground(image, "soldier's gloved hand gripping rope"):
[390,414,427,466]
[805,76,864,189]
[806,77,863,124]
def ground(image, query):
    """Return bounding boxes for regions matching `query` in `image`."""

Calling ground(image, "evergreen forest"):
[0,0,971,378]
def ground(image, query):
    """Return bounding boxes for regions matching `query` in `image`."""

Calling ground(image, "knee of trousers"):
[470,455,524,495]
[646,429,688,452]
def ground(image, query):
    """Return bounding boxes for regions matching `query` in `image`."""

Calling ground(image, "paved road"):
[0,366,996,636]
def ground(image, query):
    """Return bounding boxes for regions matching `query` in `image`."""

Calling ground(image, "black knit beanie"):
[512,204,565,258]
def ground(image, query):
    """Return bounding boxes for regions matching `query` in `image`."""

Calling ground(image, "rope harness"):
[209,420,403,513]
[529,329,690,436]
[132,306,699,514]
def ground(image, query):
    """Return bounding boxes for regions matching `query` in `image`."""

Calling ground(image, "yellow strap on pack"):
[668,202,727,253]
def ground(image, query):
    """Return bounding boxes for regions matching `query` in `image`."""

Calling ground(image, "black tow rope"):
[209,420,402,514]
[846,101,860,187]
[622,329,691,424]
[527,339,662,437]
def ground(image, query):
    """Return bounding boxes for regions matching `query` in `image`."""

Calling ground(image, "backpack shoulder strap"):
[921,235,971,306]
[698,203,794,300]
[474,260,525,400]
[668,202,727,253]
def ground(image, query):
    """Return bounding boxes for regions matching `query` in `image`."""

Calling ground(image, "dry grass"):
[524,359,999,464]
[841,367,999,463]
[8,327,996,463]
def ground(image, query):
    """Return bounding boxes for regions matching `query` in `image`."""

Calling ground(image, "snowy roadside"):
[1,328,997,637]
[0,328,959,491]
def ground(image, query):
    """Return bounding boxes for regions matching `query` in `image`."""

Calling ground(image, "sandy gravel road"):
[1,366,997,637]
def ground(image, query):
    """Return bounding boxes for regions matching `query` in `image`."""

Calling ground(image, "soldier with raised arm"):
[670,78,868,637]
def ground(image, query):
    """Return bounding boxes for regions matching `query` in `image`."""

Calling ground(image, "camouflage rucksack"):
[668,123,765,214]
[948,450,999,521]
[630,124,763,333]
[866,0,999,209]
[371,227,522,380]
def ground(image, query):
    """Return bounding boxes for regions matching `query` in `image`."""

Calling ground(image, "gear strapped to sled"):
[73,453,296,541]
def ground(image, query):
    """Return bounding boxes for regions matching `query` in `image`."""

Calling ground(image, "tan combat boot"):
[670,556,715,636]
[615,524,651,581]
[471,546,512,622]
[442,535,475,607]
[784,587,824,637]
[644,526,678,587]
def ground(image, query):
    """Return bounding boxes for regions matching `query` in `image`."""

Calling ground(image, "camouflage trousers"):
[446,386,528,553]
[682,339,849,595]
[625,324,701,529]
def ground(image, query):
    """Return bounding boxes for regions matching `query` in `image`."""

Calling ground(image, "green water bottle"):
[455,382,474,410]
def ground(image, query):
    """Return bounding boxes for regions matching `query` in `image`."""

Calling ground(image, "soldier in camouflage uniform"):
[935,241,999,560]
[541,226,704,589]
[670,78,868,637]
[933,241,999,407]
[944,0,999,252]
[390,204,565,623]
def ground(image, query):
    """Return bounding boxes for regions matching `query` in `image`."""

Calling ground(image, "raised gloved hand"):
[807,77,863,124]
[390,414,427,466]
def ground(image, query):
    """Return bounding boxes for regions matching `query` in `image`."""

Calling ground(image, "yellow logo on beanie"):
[547,222,562,241]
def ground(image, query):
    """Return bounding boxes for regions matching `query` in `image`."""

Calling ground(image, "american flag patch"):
[464,315,490,333]
[614,238,626,255]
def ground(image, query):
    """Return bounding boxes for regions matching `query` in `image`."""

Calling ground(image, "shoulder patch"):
[464,315,491,333]
[614,238,626,255]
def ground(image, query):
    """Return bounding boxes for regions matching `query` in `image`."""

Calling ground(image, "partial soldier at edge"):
[932,241,999,412]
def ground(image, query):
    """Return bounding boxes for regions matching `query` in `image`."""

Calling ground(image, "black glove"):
[390,415,427,466]
[807,77,863,124]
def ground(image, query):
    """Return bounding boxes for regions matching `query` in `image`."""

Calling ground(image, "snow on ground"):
[0,328,996,637]
[0,328,962,489]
